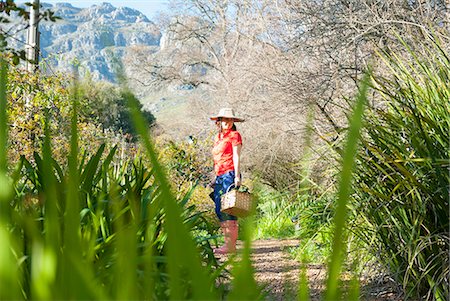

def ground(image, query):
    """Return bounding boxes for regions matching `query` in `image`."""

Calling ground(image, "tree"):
[0,0,59,64]
[79,78,156,138]
[126,0,449,189]
[278,0,449,132]
[242,0,449,188]
[124,1,309,189]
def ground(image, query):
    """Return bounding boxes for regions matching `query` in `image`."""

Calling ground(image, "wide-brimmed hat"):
[210,108,245,122]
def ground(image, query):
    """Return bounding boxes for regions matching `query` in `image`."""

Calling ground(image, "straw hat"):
[210,108,245,122]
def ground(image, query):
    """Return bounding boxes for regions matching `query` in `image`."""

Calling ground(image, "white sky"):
[40,0,169,19]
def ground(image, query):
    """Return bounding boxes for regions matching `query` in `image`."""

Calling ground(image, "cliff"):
[39,2,161,81]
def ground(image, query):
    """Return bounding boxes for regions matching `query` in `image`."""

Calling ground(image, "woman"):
[210,108,244,254]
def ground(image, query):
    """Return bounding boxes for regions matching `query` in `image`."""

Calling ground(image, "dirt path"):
[244,239,325,301]
[218,239,402,301]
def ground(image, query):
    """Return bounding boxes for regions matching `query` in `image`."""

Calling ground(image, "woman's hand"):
[234,176,241,187]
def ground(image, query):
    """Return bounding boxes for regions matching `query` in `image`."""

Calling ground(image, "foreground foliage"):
[0,59,262,299]
[12,146,221,299]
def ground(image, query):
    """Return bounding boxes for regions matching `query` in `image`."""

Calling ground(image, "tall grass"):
[0,57,22,300]
[352,36,449,300]
[254,186,300,238]
[126,90,218,300]
[324,73,369,301]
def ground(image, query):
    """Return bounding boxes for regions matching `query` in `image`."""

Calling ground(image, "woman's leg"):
[213,172,238,254]
[213,176,224,221]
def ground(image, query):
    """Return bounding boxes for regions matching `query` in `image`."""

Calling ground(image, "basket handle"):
[225,183,236,194]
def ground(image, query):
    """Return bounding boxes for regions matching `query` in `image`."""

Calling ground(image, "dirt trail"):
[243,239,325,301]
[218,239,402,301]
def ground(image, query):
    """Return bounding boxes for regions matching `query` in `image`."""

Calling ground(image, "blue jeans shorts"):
[213,171,237,222]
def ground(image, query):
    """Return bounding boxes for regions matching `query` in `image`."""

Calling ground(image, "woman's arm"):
[232,144,242,187]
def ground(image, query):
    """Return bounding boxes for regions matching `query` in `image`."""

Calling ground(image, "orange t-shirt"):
[212,130,242,176]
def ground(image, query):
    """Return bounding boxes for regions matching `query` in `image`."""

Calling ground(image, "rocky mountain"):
[13,2,204,135]
[38,2,161,81]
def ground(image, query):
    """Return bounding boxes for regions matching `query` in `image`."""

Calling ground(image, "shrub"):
[78,78,155,136]
[353,37,449,300]
[6,67,149,164]
[157,136,218,223]
[253,184,298,239]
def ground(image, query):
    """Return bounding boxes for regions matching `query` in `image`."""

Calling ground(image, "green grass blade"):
[126,91,216,300]
[0,54,21,301]
[110,182,139,300]
[228,216,261,301]
[347,272,360,301]
[142,188,158,300]
[324,73,369,301]
[102,145,117,174]
[31,110,60,300]
[60,83,81,298]
[60,82,106,300]
[297,259,310,301]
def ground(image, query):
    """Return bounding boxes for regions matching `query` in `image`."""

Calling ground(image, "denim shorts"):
[213,171,237,221]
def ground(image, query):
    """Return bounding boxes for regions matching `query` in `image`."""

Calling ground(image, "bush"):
[78,78,155,137]
[352,37,449,300]
[254,184,298,239]
[155,136,220,222]
[6,67,152,164]
[7,67,73,162]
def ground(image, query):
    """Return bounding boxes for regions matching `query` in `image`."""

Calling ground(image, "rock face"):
[39,2,161,81]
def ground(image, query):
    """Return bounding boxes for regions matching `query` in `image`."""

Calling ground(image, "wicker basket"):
[221,185,253,218]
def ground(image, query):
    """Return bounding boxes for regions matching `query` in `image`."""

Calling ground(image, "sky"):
[41,0,169,19]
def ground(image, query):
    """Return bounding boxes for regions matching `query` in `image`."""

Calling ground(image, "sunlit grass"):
[0,56,22,301]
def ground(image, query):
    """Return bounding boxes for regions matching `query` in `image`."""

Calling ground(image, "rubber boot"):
[214,221,230,254]
[228,220,238,253]
[214,220,238,254]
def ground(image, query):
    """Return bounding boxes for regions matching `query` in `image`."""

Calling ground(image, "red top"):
[212,130,242,176]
